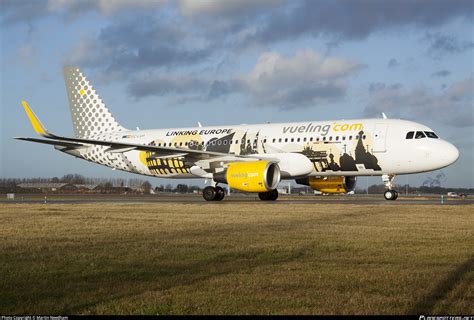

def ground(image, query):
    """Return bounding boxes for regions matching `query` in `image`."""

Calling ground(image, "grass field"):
[1,202,473,315]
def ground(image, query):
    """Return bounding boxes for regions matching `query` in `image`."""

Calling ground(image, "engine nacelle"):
[296,176,357,194]
[214,161,281,192]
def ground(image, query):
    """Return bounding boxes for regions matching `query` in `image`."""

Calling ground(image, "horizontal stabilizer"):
[14,137,84,148]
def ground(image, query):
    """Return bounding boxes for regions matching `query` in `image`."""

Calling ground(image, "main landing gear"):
[202,186,225,201]
[382,174,399,200]
[202,186,279,201]
[258,189,279,201]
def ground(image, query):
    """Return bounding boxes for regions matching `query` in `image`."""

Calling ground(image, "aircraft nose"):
[447,142,460,164]
[437,141,459,167]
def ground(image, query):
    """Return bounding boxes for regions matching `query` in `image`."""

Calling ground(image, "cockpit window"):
[424,131,439,139]
[415,131,426,139]
[406,131,414,139]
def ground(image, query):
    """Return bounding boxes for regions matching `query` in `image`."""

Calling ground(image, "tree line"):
[0,174,205,194]
[1,174,471,195]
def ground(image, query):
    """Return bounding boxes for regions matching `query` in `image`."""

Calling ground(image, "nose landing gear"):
[384,189,399,200]
[382,174,399,200]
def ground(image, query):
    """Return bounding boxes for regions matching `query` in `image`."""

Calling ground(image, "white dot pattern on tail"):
[64,67,125,138]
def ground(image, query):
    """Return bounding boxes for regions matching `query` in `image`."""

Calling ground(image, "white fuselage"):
[60,118,459,180]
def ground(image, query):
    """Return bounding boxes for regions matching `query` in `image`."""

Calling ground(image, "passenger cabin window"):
[406,131,414,139]
[415,131,426,139]
[425,131,439,139]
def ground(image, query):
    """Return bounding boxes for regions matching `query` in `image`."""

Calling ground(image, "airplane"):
[16,67,459,201]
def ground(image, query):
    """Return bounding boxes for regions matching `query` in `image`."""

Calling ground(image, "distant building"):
[74,184,100,191]
[17,183,99,192]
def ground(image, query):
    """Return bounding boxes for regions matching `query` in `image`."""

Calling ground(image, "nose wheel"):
[203,186,225,201]
[382,174,399,201]
[384,189,399,200]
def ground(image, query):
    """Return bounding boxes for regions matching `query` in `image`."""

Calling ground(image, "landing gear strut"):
[258,189,279,201]
[382,174,398,200]
[202,186,226,201]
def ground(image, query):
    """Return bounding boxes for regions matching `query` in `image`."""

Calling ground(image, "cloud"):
[126,72,242,103]
[124,49,362,109]
[431,70,451,77]
[245,0,473,44]
[364,78,474,127]
[177,0,283,16]
[240,49,362,108]
[47,0,166,16]
[1,0,49,25]
[387,58,399,68]
[127,74,208,98]
[1,0,166,24]
[425,32,474,58]
[63,16,211,73]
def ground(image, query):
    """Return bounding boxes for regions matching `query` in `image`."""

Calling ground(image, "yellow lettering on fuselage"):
[333,123,363,132]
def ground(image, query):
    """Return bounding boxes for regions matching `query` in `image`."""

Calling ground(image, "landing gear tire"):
[203,186,225,201]
[382,174,398,201]
[215,186,225,201]
[203,186,216,201]
[384,189,398,201]
[258,189,279,201]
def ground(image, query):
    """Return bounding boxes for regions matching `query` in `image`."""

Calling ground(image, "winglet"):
[21,101,50,137]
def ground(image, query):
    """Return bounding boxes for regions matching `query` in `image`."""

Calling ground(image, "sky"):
[1,0,473,188]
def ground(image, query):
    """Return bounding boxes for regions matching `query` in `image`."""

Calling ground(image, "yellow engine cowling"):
[214,161,281,192]
[297,176,357,193]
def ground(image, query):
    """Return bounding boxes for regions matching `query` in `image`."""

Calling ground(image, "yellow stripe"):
[21,101,46,136]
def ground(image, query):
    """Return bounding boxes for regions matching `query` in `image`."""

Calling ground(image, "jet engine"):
[296,176,357,194]
[214,161,280,192]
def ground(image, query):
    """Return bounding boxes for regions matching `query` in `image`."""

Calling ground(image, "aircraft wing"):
[16,134,238,160]
[17,101,279,163]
